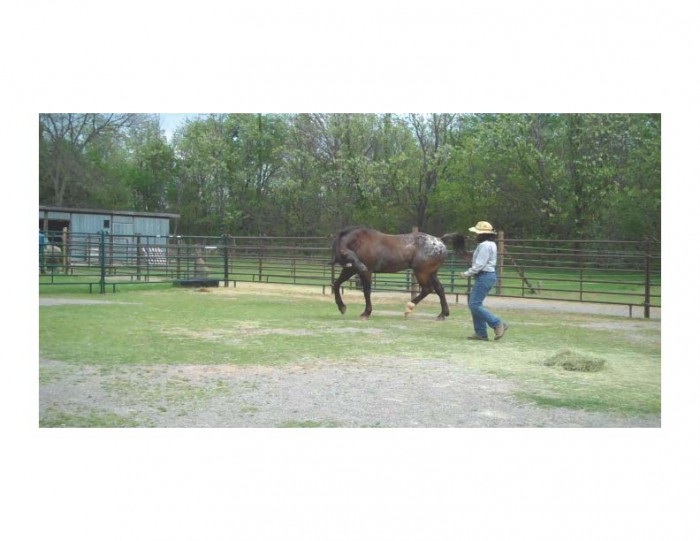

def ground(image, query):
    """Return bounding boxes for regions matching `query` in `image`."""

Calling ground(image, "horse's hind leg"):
[340,249,368,272]
[332,267,357,315]
[430,273,450,320]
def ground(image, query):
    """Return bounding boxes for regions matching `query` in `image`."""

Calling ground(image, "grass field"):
[39,282,661,427]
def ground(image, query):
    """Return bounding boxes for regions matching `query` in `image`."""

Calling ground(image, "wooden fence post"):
[497,230,505,295]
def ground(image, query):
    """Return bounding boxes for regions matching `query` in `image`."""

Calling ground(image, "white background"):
[2,1,699,539]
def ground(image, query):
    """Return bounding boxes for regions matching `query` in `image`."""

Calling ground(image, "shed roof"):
[39,205,180,220]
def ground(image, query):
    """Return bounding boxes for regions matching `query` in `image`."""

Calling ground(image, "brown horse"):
[329,227,465,320]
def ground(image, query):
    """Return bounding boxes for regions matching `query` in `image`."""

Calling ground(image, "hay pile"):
[544,349,607,372]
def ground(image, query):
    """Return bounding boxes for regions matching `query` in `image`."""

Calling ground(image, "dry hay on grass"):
[544,349,607,372]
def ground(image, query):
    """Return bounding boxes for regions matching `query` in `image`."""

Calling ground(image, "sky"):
[158,113,207,140]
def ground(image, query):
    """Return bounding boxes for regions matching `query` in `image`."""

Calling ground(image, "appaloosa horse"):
[329,226,465,320]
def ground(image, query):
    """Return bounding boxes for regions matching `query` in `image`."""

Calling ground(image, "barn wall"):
[42,210,172,238]
[134,216,170,238]
[70,212,111,234]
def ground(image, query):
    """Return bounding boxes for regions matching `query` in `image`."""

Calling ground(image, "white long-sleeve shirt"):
[462,240,497,277]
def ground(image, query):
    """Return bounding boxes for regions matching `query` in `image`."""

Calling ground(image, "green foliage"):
[39,113,661,240]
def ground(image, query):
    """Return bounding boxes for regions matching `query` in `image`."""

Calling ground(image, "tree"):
[38,113,661,240]
[171,115,236,234]
[601,114,661,240]
[561,114,649,238]
[286,113,386,232]
[405,113,456,231]
[233,113,290,233]
[39,113,140,206]
[124,116,175,212]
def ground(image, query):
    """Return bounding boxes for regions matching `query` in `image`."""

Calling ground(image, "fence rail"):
[39,231,661,318]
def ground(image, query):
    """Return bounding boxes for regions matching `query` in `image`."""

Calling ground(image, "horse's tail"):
[441,233,467,255]
[327,234,342,266]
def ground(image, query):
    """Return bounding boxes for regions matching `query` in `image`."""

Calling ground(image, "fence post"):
[145,235,152,282]
[99,230,107,294]
[497,230,505,295]
[579,265,584,301]
[176,237,182,279]
[108,230,114,275]
[258,237,264,282]
[136,233,143,281]
[223,234,230,287]
[447,249,456,294]
[62,227,69,274]
[644,239,652,319]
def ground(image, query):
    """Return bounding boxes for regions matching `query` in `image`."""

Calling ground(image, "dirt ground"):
[40,357,660,428]
[39,292,661,428]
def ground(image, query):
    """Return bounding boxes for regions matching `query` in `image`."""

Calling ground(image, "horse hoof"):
[436,315,446,321]
[339,305,347,315]
[360,314,370,321]
[404,302,415,317]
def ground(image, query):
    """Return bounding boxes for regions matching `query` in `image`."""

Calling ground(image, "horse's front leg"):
[332,267,357,315]
[358,271,373,320]
[404,272,432,318]
[405,287,430,317]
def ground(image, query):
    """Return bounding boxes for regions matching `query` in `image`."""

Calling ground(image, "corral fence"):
[39,230,661,318]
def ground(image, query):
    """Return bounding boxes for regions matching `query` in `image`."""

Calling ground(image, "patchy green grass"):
[40,283,661,418]
[278,420,342,428]
[40,408,147,428]
[102,369,230,412]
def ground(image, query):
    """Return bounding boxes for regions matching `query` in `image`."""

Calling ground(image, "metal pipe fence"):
[39,231,661,318]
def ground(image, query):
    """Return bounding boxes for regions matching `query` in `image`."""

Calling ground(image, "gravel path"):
[40,357,659,428]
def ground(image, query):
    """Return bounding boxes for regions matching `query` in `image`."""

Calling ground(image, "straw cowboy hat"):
[468,221,496,235]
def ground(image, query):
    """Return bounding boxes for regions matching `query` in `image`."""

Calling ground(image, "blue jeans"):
[468,272,501,338]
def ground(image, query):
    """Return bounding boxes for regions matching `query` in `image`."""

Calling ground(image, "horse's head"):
[441,233,466,255]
